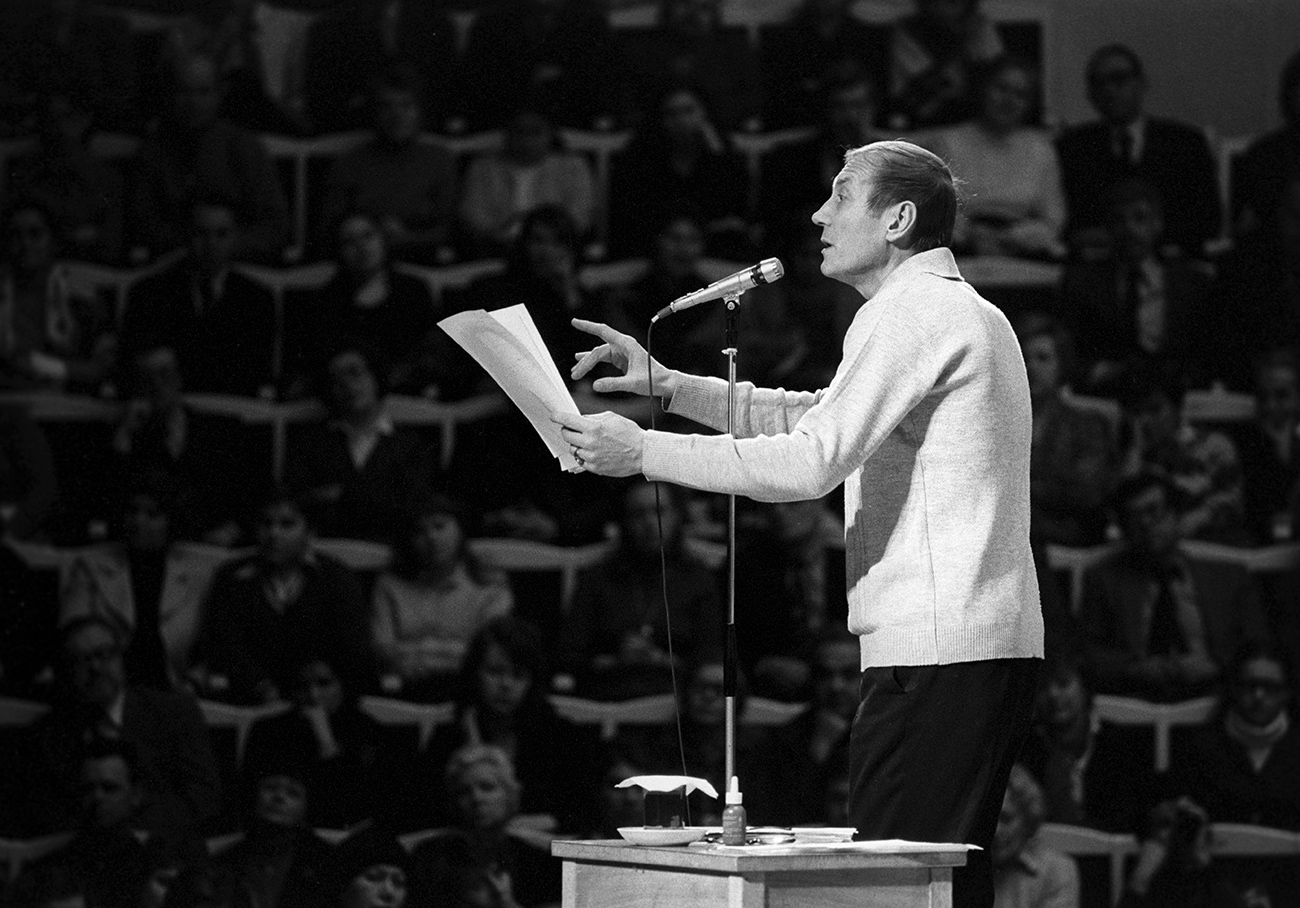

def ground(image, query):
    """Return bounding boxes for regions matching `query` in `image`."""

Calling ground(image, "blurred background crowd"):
[1,0,1300,906]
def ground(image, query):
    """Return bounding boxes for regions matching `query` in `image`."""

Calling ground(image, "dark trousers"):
[849,658,1041,908]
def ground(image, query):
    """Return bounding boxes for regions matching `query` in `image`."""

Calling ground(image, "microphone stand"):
[721,291,741,800]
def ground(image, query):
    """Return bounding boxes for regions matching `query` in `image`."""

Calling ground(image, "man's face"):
[1022,334,1061,398]
[623,484,677,554]
[1037,668,1088,727]
[375,88,421,144]
[1256,364,1300,433]
[257,502,311,566]
[7,207,54,275]
[455,762,515,831]
[660,90,706,144]
[982,65,1035,133]
[655,217,705,279]
[1120,483,1180,556]
[814,640,861,721]
[1087,50,1145,124]
[1112,198,1163,262]
[190,205,237,276]
[812,166,891,287]
[80,755,139,830]
[991,790,1029,866]
[1231,656,1290,727]
[345,865,408,908]
[65,623,126,708]
[293,660,344,713]
[338,216,387,276]
[173,56,221,131]
[475,643,531,718]
[329,351,380,416]
[255,774,308,827]
[135,347,184,404]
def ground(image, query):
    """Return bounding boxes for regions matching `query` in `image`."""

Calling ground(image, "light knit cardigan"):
[642,248,1044,669]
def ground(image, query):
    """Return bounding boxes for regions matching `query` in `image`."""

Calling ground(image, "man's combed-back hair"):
[843,140,958,251]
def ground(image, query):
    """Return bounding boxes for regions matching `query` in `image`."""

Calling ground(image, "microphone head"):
[757,258,784,284]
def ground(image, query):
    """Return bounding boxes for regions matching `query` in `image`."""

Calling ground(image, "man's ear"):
[884,200,918,245]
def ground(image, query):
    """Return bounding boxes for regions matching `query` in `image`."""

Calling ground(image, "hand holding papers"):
[438,305,584,472]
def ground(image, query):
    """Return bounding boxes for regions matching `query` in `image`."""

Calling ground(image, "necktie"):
[1147,570,1184,656]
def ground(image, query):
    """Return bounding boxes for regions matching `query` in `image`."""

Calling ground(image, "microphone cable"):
[644,319,693,824]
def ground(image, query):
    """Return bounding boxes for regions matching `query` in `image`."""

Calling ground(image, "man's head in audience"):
[1118,361,1185,458]
[326,347,386,422]
[60,615,129,710]
[1226,640,1291,730]
[811,628,861,723]
[255,492,314,571]
[337,212,389,282]
[1253,347,1300,438]
[5,199,57,279]
[132,346,184,408]
[372,63,424,148]
[189,199,238,279]
[1086,43,1146,127]
[650,209,706,278]
[1034,652,1093,733]
[990,764,1046,869]
[1015,310,1076,405]
[460,617,545,720]
[79,738,143,832]
[621,479,683,559]
[1108,179,1165,264]
[253,771,310,830]
[123,482,173,554]
[170,51,222,134]
[445,743,522,833]
[1113,470,1182,562]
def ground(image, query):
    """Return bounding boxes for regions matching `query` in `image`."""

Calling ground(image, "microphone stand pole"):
[721,291,741,798]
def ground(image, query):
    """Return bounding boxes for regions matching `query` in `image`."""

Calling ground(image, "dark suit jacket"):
[1079,551,1267,699]
[1055,255,1215,386]
[21,687,222,836]
[120,262,276,396]
[1169,717,1300,830]
[1056,117,1222,256]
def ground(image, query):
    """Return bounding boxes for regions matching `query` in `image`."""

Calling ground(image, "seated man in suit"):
[1079,470,1268,701]
[5,738,180,908]
[119,198,276,397]
[1056,44,1221,260]
[1057,179,1216,396]
[19,614,222,837]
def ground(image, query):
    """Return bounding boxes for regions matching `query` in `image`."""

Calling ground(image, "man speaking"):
[553,139,1043,908]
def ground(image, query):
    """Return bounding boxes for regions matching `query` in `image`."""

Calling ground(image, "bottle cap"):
[726,775,743,805]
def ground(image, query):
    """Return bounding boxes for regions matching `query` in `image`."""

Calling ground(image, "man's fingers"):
[571,346,608,380]
[571,318,624,344]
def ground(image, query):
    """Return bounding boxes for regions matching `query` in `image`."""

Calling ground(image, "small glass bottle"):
[721,776,747,846]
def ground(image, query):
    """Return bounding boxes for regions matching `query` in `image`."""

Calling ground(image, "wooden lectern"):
[552,839,968,907]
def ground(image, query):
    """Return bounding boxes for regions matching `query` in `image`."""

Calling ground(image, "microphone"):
[652,258,784,322]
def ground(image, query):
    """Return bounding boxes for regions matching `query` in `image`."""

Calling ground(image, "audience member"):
[756,66,889,236]
[191,490,373,704]
[607,86,752,260]
[371,494,513,701]
[1232,48,1300,247]
[0,0,142,136]
[456,0,617,131]
[1056,44,1221,260]
[557,479,723,698]
[0,403,58,541]
[733,496,846,691]
[119,198,277,396]
[20,614,222,838]
[1018,653,1157,833]
[284,347,439,543]
[1078,470,1267,700]
[203,759,339,908]
[0,198,115,392]
[1168,641,1300,831]
[615,0,761,133]
[1058,180,1216,396]
[1015,311,1118,547]
[283,212,443,399]
[316,64,458,264]
[759,0,888,130]
[758,627,859,827]
[6,91,126,264]
[990,764,1080,908]
[1212,171,1300,391]
[243,655,388,831]
[304,0,458,134]
[457,109,596,258]
[1234,347,1300,546]
[420,617,606,837]
[408,743,562,908]
[1118,798,1248,908]
[59,478,227,691]
[128,49,290,262]
[109,345,267,545]
[923,55,1065,259]
[5,738,177,908]
[328,827,412,908]
[603,208,733,381]
[1115,362,1248,545]
[886,0,1004,130]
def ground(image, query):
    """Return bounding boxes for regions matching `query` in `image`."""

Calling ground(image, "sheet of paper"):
[438,305,582,471]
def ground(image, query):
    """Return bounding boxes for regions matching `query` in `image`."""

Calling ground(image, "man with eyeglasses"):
[17,614,221,837]
[1056,43,1221,260]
